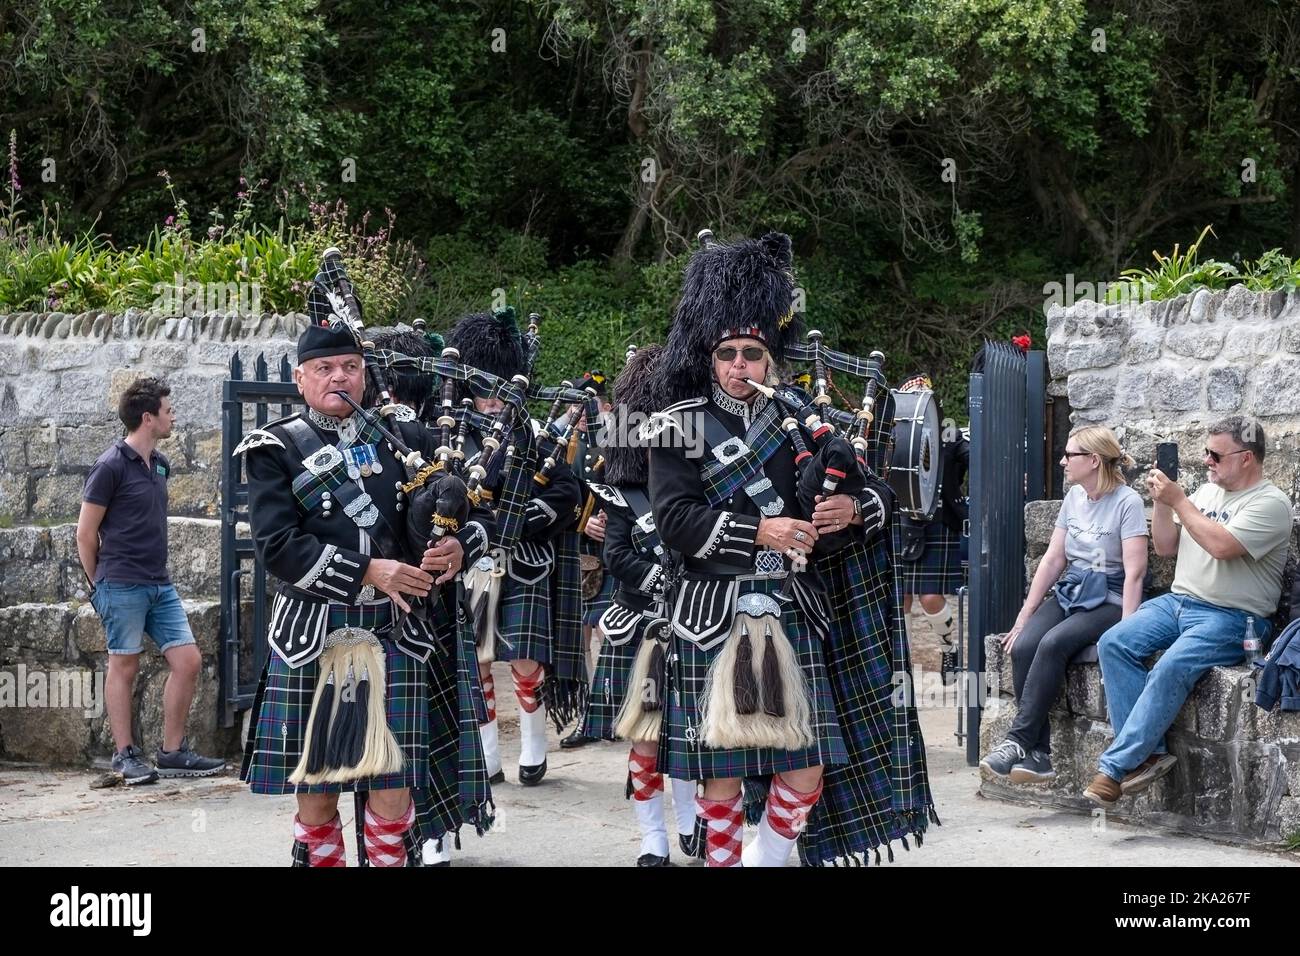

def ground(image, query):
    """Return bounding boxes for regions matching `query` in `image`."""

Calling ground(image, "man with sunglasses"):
[1084,415,1292,807]
[646,231,900,867]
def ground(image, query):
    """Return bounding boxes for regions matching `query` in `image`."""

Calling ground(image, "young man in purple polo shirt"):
[76,377,225,785]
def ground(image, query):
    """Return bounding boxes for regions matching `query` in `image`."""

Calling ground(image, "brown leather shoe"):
[1084,772,1122,808]
[1121,754,1177,795]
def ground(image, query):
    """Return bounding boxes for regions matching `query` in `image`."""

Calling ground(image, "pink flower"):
[165,215,176,226]
[7,130,19,193]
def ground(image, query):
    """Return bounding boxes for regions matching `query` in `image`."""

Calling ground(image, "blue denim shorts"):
[90,583,196,655]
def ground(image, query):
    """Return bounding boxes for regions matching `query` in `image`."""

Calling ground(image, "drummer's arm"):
[941,434,971,521]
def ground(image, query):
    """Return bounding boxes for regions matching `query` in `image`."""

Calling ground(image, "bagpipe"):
[786,314,944,521]
[698,230,942,520]
[370,314,598,492]
[779,332,941,521]
[771,325,939,523]
[306,249,472,564]
[690,232,901,549]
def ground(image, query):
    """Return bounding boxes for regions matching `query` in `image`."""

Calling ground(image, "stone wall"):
[0,310,302,765]
[0,517,253,763]
[1046,286,1300,499]
[0,309,306,524]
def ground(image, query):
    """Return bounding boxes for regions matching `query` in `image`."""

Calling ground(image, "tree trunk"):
[612,40,653,262]
[613,185,651,261]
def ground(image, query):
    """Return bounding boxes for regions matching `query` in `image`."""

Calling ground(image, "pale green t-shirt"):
[1171,480,1292,618]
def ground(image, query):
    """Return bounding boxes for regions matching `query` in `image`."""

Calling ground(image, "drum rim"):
[888,387,943,519]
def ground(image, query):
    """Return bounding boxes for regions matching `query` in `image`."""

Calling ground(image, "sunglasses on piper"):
[714,346,767,363]
[1204,447,1250,464]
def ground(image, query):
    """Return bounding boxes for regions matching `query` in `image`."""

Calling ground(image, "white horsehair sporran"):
[289,626,405,785]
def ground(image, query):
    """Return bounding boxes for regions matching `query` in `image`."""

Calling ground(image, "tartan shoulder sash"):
[697,398,789,515]
[278,417,404,561]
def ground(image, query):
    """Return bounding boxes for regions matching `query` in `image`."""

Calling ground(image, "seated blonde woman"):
[981,426,1148,783]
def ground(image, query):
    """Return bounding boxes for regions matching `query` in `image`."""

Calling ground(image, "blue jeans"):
[1096,592,1262,780]
[90,582,195,655]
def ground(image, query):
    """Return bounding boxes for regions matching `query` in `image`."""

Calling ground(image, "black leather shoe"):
[518,758,547,786]
[637,852,670,867]
[488,769,506,785]
[560,731,598,750]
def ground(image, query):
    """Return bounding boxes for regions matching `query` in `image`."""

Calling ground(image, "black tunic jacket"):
[244,410,494,604]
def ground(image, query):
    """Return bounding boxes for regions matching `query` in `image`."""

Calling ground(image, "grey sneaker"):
[155,737,226,778]
[979,739,1025,778]
[112,746,159,786]
[1009,750,1057,784]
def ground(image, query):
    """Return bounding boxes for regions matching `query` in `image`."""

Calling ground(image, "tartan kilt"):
[243,630,429,796]
[579,627,642,740]
[892,519,967,595]
[420,625,471,838]
[798,535,903,864]
[660,577,848,780]
[496,575,552,664]
[582,569,616,627]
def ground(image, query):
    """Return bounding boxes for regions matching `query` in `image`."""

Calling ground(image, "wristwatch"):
[852,495,863,518]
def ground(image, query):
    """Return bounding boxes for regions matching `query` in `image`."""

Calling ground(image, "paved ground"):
[2,625,1296,867]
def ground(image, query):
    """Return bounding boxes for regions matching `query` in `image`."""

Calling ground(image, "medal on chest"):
[343,443,383,479]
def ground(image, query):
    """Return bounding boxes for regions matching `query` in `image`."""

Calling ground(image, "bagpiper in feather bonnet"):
[658,230,803,404]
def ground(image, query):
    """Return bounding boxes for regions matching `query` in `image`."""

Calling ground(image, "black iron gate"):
[218,353,300,729]
[962,344,1046,764]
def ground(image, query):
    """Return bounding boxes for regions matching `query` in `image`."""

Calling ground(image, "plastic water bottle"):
[1243,616,1264,666]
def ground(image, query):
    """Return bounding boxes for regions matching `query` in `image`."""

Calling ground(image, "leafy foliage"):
[4,0,1300,409]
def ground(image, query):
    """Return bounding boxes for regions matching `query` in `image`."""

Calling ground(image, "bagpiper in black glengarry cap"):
[297,321,363,364]
[238,252,498,868]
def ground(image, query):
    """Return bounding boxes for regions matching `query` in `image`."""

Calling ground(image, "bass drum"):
[888,388,941,520]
